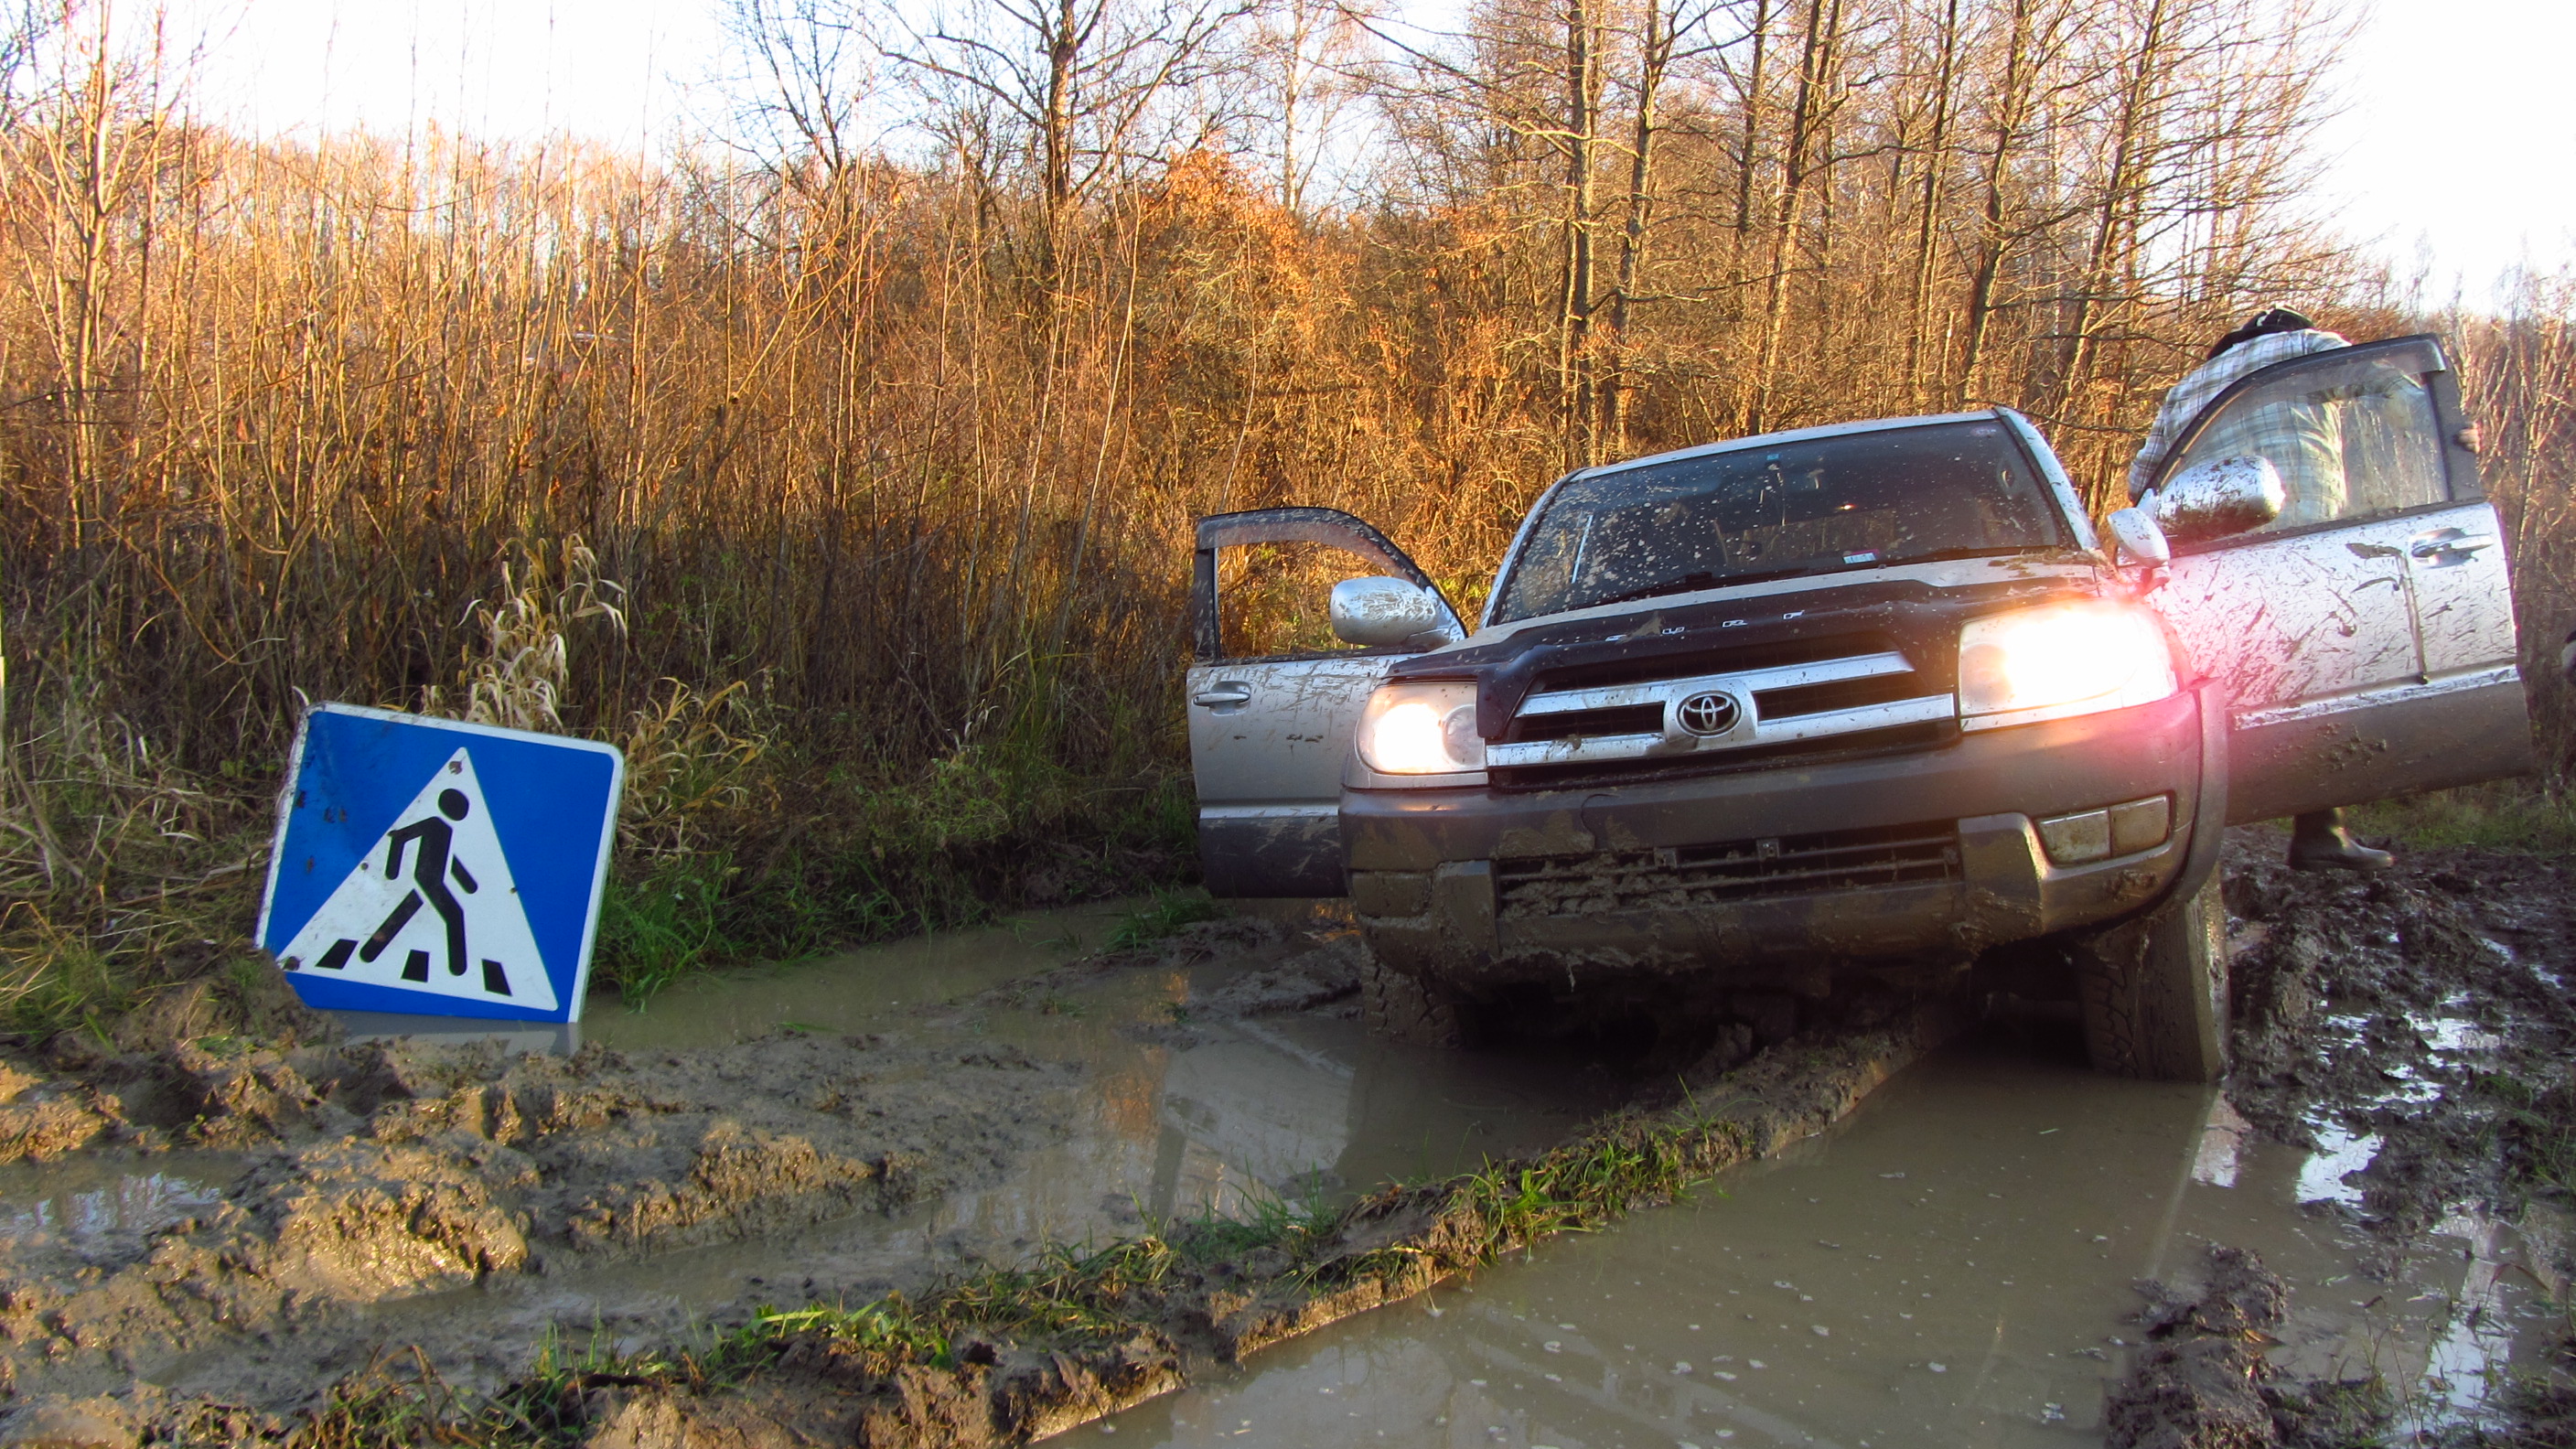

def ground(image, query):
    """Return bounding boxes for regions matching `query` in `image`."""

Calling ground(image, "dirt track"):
[2107,832,2576,1446]
[0,836,2572,1445]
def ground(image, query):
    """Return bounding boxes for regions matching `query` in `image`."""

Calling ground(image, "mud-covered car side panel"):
[2227,668,2531,823]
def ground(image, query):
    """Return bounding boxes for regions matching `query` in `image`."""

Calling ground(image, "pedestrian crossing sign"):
[257,703,625,1024]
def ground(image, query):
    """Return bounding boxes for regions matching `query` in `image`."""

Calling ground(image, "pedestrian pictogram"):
[277,748,554,1010]
[258,704,624,1024]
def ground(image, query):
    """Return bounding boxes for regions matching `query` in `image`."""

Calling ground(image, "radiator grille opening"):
[1506,703,1663,745]
[1489,724,1954,791]
[1495,821,1962,918]
[1528,633,1890,696]
[1753,671,1932,718]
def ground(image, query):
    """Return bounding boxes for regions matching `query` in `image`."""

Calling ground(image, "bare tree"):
[893,0,1258,276]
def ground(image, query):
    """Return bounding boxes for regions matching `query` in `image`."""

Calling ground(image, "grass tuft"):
[2351,781,2576,855]
[1109,889,1228,950]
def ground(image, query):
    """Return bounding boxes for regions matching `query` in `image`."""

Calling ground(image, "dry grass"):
[0,0,2562,1028]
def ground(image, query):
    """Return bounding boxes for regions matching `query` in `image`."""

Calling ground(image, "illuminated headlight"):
[1358,680,1486,776]
[1957,601,2178,731]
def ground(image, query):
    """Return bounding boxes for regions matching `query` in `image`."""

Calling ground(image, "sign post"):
[257,703,624,1023]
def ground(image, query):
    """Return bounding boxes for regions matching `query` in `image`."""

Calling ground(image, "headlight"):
[1957,601,2177,731]
[1358,680,1485,775]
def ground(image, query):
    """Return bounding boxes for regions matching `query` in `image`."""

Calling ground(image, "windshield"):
[1491,419,2072,623]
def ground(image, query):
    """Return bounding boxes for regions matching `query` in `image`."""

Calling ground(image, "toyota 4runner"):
[1183,335,2531,1080]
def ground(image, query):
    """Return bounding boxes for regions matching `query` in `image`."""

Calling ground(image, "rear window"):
[1492,420,2071,623]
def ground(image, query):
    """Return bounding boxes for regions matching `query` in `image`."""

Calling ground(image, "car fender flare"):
[2155,678,2230,916]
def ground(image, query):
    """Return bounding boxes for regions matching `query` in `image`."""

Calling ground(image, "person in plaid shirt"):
[2130,306,2394,873]
[2128,308,2350,507]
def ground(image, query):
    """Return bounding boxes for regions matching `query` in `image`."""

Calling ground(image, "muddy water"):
[1113,1033,2566,1448]
[0,1152,244,1259]
[16,896,2557,1434]
[581,900,1143,1052]
[135,911,1619,1401]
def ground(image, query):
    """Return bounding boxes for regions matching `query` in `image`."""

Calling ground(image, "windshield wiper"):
[1587,565,1815,609]
[1585,545,2063,611]
[1889,544,2060,565]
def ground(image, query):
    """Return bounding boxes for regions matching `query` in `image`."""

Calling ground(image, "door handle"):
[2410,534,2494,560]
[1193,683,1253,708]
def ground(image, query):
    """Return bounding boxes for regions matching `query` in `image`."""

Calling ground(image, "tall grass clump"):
[0,0,2565,1025]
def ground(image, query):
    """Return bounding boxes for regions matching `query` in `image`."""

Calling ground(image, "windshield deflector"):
[1492,420,2071,623]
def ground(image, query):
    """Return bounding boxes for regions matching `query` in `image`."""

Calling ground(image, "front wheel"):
[1358,940,1467,1048]
[2073,873,2228,1082]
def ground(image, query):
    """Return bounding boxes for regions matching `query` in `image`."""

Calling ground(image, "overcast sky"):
[161,0,2572,307]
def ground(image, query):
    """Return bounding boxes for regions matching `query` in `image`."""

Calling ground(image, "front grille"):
[1507,703,1663,745]
[1496,822,1963,919]
[1528,634,1887,694]
[1487,638,1954,777]
[1490,724,1952,792]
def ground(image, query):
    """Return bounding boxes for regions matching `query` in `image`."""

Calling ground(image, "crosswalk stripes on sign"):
[258,703,623,1024]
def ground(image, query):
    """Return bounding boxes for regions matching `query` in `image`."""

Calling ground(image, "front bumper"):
[1345,683,2221,993]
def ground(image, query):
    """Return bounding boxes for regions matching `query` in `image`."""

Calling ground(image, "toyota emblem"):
[1674,690,1741,736]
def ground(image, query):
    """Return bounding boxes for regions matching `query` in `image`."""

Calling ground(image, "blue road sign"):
[257,703,625,1024]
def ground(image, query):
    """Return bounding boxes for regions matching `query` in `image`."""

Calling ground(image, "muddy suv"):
[1184,336,2529,1080]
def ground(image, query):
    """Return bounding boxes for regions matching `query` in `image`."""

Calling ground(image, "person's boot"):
[2288,808,2393,872]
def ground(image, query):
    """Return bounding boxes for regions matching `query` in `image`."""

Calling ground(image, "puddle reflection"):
[581,898,1142,1051]
[151,931,1615,1399]
[1116,1040,2563,1449]
[0,1154,240,1259]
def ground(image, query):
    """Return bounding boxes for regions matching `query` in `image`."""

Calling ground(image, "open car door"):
[1188,509,1464,897]
[2147,334,2533,821]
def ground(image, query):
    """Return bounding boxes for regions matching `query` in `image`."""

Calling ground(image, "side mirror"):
[2150,455,2285,544]
[1330,576,1448,648]
[2104,508,2170,567]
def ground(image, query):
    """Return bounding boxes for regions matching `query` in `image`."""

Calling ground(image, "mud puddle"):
[581,900,1143,1053]
[292,898,1158,1056]
[0,905,1618,1413]
[0,1152,245,1260]
[1107,1032,2567,1448]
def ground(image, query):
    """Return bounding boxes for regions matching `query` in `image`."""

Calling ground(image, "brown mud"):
[0,903,1959,1445]
[8,833,2576,1446]
[488,995,1970,1447]
[0,1018,1081,1399]
[2103,832,2576,1447]
[0,904,1632,1442]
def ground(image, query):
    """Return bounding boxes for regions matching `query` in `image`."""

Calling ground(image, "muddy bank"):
[437,993,1971,1446]
[0,911,1232,1414]
[0,1026,1079,1401]
[2104,832,2576,1447]
[0,905,1626,1441]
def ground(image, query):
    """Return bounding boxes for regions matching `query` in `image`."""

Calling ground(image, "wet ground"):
[3,834,2574,1443]
[1110,1040,2565,1448]
[0,904,1619,1415]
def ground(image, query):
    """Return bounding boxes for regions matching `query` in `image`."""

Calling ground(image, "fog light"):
[2037,810,2111,864]
[2109,795,2173,854]
[2038,794,2173,865]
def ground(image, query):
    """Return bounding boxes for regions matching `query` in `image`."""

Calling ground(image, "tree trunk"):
[2057,0,2170,419]
[1745,0,1839,435]
[1957,0,2037,408]
[1904,0,1961,408]
[1557,0,1604,467]
[1726,0,1774,291]
[1604,0,1671,459]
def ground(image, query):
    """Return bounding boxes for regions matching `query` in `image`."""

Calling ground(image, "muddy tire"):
[2074,873,2228,1082]
[1359,941,1465,1047]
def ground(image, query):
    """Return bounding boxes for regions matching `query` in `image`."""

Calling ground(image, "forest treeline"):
[0,0,2568,1014]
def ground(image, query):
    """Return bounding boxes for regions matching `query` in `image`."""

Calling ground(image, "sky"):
[2305,0,2576,304]
[157,0,2573,306]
